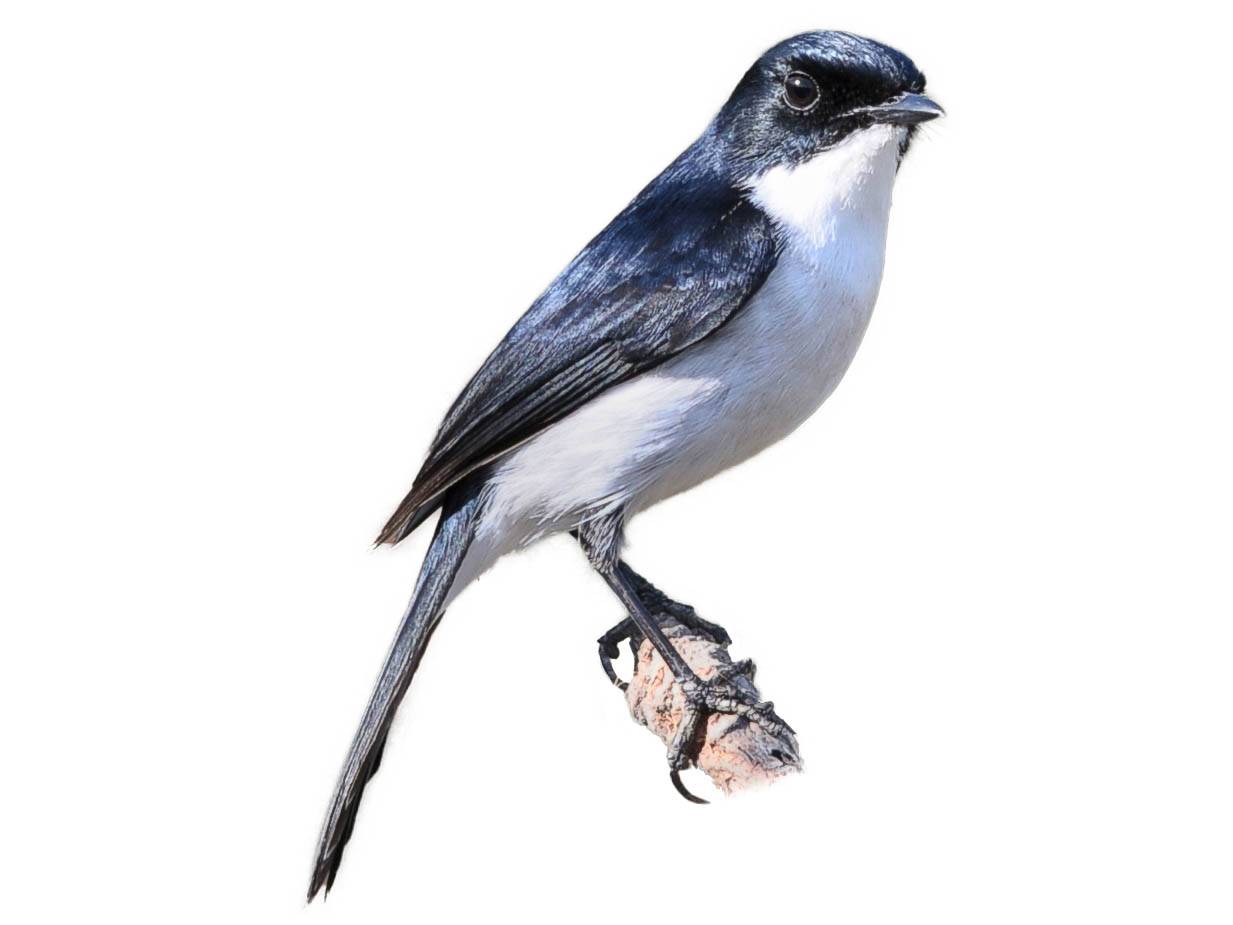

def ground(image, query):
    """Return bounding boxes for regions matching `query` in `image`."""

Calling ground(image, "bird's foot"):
[667,665,792,804]
[597,618,642,691]
[628,583,732,647]
[597,607,732,691]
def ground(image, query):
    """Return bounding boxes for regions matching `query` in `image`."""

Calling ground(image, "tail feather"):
[308,484,483,901]
[374,487,438,546]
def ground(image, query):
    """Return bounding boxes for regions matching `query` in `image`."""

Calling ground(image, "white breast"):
[630,125,906,507]
[470,125,907,568]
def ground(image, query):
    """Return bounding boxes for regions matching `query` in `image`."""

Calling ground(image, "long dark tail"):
[307,483,484,901]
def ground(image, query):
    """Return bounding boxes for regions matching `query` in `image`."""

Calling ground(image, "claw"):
[598,642,628,692]
[597,619,639,691]
[670,769,709,804]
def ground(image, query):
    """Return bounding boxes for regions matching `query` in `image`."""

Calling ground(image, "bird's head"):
[714,31,942,179]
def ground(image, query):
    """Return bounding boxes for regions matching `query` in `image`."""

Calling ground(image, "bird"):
[308,29,942,900]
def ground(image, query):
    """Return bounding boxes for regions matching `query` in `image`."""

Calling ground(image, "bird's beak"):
[858,93,945,126]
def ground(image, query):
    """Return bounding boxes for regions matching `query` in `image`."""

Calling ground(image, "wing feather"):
[377,149,778,544]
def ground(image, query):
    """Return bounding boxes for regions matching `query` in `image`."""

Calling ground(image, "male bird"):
[309,30,942,899]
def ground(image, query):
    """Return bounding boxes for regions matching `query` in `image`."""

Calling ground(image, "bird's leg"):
[573,527,731,688]
[621,562,732,644]
[577,515,791,801]
[596,561,731,691]
[600,563,791,801]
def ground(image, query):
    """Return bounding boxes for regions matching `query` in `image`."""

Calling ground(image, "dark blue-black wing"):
[377,163,778,544]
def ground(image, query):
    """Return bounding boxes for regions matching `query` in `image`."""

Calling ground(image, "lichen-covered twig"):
[619,619,802,796]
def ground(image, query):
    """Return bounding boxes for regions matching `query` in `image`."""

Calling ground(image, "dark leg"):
[620,562,732,645]
[596,564,733,691]
[572,527,731,689]
[577,514,791,801]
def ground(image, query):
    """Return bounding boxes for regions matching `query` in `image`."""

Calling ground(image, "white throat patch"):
[746,124,905,252]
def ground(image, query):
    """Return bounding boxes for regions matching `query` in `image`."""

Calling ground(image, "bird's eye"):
[783,71,820,111]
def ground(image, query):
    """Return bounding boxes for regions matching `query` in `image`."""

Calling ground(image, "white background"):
[2,1,1230,922]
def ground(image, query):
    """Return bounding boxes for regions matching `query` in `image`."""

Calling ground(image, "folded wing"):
[378,157,778,544]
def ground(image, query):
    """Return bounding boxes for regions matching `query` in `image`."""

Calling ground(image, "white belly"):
[627,231,887,512]
[455,125,905,589]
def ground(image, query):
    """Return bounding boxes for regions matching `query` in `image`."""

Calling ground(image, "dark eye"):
[783,71,820,111]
